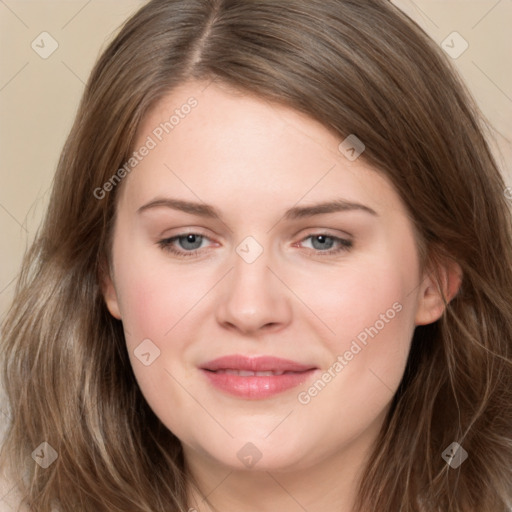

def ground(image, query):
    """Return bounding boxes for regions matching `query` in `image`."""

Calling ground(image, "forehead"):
[138,80,340,167]
[118,81,403,219]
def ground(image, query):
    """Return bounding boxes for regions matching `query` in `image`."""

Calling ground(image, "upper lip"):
[201,355,316,372]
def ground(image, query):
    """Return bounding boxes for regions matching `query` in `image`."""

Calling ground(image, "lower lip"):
[201,369,317,399]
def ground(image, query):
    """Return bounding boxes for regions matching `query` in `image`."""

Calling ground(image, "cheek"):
[111,239,214,400]
[114,247,198,346]
[300,256,414,349]
[298,239,419,425]
[325,268,413,386]
[292,271,416,451]
[289,217,420,344]
[112,257,198,424]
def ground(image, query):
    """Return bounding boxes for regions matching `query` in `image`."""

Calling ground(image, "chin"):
[187,433,318,473]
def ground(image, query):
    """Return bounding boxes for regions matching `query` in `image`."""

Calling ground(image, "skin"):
[102,80,461,512]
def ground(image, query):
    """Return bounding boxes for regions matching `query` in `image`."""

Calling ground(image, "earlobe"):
[99,262,122,320]
[414,258,462,326]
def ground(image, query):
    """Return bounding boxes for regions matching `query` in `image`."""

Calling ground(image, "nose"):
[215,241,293,336]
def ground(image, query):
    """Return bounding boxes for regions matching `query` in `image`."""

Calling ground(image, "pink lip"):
[200,355,318,399]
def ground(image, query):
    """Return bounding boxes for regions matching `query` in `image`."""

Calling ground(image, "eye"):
[157,231,353,259]
[157,233,212,257]
[296,233,353,256]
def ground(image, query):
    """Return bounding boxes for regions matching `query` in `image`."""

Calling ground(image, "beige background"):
[0,0,511,508]
[0,0,511,483]
[1,0,511,321]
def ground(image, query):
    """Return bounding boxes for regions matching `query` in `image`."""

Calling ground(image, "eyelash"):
[157,232,353,258]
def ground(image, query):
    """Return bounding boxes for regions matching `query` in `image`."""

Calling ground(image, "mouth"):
[200,355,318,399]
[209,369,302,376]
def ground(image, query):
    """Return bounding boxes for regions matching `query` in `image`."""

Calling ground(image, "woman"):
[1,0,511,510]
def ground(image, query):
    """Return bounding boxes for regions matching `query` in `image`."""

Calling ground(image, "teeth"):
[216,369,287,376]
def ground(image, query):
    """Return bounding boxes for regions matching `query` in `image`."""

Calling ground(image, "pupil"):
[313,235,334,250]
[181,234,202,251]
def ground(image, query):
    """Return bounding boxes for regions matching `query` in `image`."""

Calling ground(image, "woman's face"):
[103,80,446,474]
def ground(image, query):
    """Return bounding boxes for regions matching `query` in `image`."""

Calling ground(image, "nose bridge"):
[215,234,291,333]
[230,234,276,303]
[234,242,270,289]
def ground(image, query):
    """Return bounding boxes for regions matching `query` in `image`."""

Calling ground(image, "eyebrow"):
[137,197,378,219]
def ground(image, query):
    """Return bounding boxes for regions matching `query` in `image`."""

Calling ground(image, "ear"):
[415,257,462,326]
[99,259,122,320]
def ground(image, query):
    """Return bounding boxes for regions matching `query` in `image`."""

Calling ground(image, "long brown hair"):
[1,0,511,510]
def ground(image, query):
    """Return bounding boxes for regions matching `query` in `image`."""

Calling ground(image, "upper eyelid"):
[162,230,351,247]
